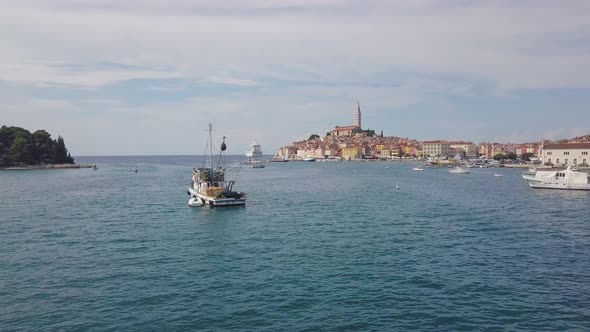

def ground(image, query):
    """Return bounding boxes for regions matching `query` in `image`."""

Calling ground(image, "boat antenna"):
[209,123,214,181]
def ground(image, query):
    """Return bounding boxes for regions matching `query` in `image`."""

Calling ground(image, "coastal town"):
[274,102,590,167]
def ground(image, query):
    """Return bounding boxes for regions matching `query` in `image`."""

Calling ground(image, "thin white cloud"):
[206,76,257,87]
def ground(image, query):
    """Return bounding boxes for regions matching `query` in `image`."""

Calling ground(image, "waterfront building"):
[422,140,452,157]
[515,143,539,157]
[540,143,590,166]
[375,144,386,152]
[390,146,402,157]
[274,146,298,159]
[404,145,417,156]
[479,143,493,159]
[379,149,391,159]
[342,147,363,160]
[450,142,477,158]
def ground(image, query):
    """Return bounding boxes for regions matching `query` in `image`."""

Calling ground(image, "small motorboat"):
[413,166,424,171]
[250,161,265,168]
[188,197,203,207]
[449,166,470,174]
[91,164,98,170]
[303,157,316,162]
[494,174,504,177]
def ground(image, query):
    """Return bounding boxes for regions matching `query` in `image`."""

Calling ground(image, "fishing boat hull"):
[188,187,246,207]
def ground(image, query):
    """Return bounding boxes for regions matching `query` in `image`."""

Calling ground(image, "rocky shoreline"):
[1,164,93,170]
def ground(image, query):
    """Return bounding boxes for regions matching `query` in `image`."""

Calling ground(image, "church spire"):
[354,100,361,128]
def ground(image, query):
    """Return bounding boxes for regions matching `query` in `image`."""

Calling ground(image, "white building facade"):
[422,140,452,157]
[540,143,590,166]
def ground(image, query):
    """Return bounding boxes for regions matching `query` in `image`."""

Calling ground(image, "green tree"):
[504,152,517,160]
[8,136,35,165]
[308,134,320,140]
[0,142,6,166]
[363,129,375,137]
[32,130,55,163]
[493,153,505,161]
[54,136,68,164]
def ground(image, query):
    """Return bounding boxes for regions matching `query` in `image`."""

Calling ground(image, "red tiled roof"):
[332,126,360,131]
[422,140,449,144]
[543,143,590,150]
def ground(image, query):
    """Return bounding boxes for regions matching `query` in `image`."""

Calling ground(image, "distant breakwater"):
[1,164,93,170]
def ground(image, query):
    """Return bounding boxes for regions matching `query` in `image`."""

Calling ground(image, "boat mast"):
[209,123,213,182]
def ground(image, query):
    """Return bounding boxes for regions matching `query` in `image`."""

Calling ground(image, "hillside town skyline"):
[275,102,590,165]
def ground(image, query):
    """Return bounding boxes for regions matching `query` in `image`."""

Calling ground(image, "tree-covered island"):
[0,126,76,168]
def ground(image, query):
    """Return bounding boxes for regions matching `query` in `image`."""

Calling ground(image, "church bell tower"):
[354,101,361,128]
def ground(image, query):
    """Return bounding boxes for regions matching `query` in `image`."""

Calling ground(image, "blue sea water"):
[1,156,589,331]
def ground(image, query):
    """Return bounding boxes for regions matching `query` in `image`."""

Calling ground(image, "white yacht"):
[246,141,263,159]
[522,166,590,190]
[413,166,424,171]
[187,124,247,207]
[303,157,316,162]
[449,166,470,174]
[522,167,537,175]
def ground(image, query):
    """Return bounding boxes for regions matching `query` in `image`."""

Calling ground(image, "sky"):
[1,0,590,156]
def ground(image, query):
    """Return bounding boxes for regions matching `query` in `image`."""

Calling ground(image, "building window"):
[583,159,587,165]
[556,159,560,164]
[573,159,577,164]
[547,152,552,155]
[564,152,570,155]
[583,151,588,155]
[548,158,552,163]
[565,159,568,164]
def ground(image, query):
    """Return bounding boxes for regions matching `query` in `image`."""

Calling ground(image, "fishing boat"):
[187,124,247,207]
[413,166,424,171]
[449,166,470,174]
[522,166,590,190]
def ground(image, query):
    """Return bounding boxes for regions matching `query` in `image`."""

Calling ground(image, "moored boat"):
[522,166,590,190]
[449,166,470,174]
[250,161,265,168]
